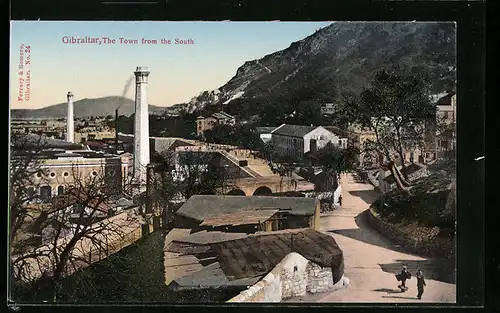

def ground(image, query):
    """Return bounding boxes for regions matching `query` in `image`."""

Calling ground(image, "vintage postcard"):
[9,21,456,304]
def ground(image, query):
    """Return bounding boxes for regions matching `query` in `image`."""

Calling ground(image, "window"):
[91,171,98,176]
[39,186,52,200]
[63,172,69,177]
[36,173,42,178]
[57,186,64,195]
[50,172,56,178]
[27,187,36,198]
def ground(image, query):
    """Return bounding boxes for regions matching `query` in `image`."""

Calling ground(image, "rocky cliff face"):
[181,22,456,114]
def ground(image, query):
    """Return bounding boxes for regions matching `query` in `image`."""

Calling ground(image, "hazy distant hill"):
[11,96,166,118]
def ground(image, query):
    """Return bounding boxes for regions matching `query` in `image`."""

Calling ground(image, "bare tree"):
[9,134,51,245]
[174,151,225,199]
[9,139,145,302]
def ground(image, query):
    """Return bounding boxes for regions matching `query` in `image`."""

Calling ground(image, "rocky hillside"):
[11,96,166,118]
[181,22,456,116]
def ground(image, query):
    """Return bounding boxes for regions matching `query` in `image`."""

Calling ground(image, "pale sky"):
[10,21,332,109]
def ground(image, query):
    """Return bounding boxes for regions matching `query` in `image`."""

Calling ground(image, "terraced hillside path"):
[286,173,456,303]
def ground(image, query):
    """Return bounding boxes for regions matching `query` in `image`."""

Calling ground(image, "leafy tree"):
[203,123,265,152]
[342,69,436,190]
[309,142,359,206]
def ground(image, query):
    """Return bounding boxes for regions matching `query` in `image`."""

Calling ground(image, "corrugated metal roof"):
[164,251,204,285]
[171,262,261,290]
[175,230,248,245]
[211,229,343,280]
[176,195,318,222]
[271,124,317,138]
[200,209,279,227]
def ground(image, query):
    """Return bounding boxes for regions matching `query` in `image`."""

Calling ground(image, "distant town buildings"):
[196,112,236,136]
[270,124,342,160]
[74,130,115,143]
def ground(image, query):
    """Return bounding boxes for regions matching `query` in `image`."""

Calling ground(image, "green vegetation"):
[340,69,436,189]
[373,162,455,231]
[202,123,264,151]
[13,231,168,302]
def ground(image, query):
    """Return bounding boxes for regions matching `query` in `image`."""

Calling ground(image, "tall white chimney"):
[66,92,74,143]
[133,66,150,181]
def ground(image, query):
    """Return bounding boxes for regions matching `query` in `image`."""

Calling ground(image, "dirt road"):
[286,173,456,303]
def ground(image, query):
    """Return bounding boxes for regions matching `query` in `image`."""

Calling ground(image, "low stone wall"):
[367,207,455,259]
[227,252,348,302]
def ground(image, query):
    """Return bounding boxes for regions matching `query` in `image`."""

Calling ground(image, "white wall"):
[227,252,349,303]
[303,127,339,155]
[260,133,273,144]
[333,184,342,206]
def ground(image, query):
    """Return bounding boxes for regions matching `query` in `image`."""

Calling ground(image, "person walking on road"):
[416,269,426,300]
[396,266,412,292]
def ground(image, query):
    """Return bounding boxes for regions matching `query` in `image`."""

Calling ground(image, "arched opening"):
[253,186,273,196]
[39,186,52,201]
[226,189,246,196]
[26,187,36,198]
[57,186,65,195]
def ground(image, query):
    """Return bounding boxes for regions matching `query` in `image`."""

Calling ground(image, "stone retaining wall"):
[227,252,348,302]
[367,207,455,259]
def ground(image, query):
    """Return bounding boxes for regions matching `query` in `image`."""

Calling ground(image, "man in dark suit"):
[416,269,426,300]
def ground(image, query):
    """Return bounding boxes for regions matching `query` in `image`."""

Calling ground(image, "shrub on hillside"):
[375,173,454,230]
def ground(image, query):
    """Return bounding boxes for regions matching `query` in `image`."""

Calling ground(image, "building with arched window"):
[11,135,129,201]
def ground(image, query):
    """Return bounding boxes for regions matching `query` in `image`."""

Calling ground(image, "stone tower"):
[66,92,74,143]
[133,66,150,181]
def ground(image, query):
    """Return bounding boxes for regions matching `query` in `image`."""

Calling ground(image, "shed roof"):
[171,262,261,290]
[200,209,279,227]
[164,229,343,290]
[176,195,318,222]
[271,124,317,138]
[174,230,248,245]
[164,251,205,285]
[210,228,343,280]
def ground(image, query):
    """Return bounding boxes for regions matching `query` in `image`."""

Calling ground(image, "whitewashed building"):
[270,124,341,160]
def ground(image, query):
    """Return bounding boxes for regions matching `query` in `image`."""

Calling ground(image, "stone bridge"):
[223,176,315,196]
